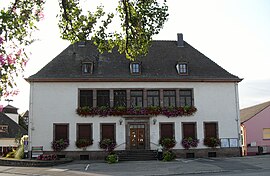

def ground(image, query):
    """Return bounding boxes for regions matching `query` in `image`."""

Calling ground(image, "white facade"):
[29,81,240,152]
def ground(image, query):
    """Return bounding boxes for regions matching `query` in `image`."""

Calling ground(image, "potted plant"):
[75,138,93,149]
[106,153,118,164]
[51,138,69,151]
[181,137,199,149]
[204,137,221,148]
[162,150,176,162]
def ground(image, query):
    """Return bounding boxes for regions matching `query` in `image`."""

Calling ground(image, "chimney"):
[177,33,184,47]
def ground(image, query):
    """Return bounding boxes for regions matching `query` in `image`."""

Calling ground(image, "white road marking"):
[47,168,68,172]
[85,164,90,171]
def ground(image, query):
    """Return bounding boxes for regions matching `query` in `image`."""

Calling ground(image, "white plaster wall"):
[0,138,17,146]
[29,82,239,151]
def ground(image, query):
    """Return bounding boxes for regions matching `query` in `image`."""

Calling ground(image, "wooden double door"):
[130,124,145,150]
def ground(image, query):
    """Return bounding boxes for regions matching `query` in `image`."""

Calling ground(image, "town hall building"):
[27,34,242,159]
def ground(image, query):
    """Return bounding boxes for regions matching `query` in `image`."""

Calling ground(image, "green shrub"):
[163,151,175,162]
[106,154,118,164]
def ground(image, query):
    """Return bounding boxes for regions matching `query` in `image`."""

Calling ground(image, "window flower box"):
[204,137,221,148]
[99,138,117,153]
[51,139,69,152]
[159,137,176,150]
[181,137,199,149]
[76,106,197,117]
[75,138,93,149]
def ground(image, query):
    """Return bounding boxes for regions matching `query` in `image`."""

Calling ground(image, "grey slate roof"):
[240,101,270,123]
[3,105,18,114]
[28,41,241,82]
[0,112,27,138]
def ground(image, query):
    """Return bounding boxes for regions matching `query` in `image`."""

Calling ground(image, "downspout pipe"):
[234,82,241,156]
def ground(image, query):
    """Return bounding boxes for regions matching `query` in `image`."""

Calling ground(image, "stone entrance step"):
[117,150,157,161]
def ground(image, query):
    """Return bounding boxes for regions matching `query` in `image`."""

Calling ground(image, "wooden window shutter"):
[102,124,115,141]
[204,123,217,138]
[183,123,196,139]
[55,124,68,140]
[160,124,174,138]
[78,124,92,140]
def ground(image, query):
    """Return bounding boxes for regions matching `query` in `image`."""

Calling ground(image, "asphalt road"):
[0,155,269,176]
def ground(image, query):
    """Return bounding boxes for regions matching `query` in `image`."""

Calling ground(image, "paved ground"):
[0,155,269,176]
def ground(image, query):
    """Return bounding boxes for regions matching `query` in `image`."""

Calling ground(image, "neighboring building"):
[240,101,270,156]
[0,112,27,156]
[19,110,29,130]
[26,34,242,159]
[2,105,19,124]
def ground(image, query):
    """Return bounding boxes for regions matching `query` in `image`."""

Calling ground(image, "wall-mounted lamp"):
[153,119,157,125]
[119,119,123,125]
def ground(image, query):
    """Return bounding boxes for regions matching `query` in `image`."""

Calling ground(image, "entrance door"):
[130,124,145,149]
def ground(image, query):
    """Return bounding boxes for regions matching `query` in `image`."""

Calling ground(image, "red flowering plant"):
[51,139,69,152]
[75,138,93,148]
[204,137,221,148]
[99,138,117,153]
[181,137,199,149]
[159,137,176,150]
[76,106,197,117]
[37,154,57,161]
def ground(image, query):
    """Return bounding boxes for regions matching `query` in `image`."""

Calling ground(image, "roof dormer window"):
[82,62,93,74]
[0,125,8,133]
[176,62,188,75]
[130,62,141,75]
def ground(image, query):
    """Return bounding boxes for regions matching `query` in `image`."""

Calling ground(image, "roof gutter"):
[25,77,243,83]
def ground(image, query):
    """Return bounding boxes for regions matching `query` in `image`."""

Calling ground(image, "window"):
[176,63,188,75]
[114,90,127,107]
[77,124,92,140]
[54,124,69,140]
[101,124,115,141]
[147,90,159,107]
[204,122,218,138]
[97,90,110,107]
[160,123,174,138]
[79,90,93,107]
[82,62,93,74]
[179,89,193,107]
[163,90,176,107]
[263,128,270,140]
[130,90,143,107]
[130,62,141,74]
[0,125,8,133]
[182,123,196,139]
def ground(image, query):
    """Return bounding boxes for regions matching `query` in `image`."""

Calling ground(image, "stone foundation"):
[43,151,107,160]
[42,148,241,160]
[174,147,241,158]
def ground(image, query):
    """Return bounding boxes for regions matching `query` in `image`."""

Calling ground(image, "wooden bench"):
[31,146,43,158]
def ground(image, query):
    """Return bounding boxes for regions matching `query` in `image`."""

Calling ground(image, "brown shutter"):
[205,123,217,138]
[160,124,173,138]
[183,123,196,139]
[55,124,68,140]
[78,124,92,140]
[102,124,115,141]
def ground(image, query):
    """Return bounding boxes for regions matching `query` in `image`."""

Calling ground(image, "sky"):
[1,0,270,113]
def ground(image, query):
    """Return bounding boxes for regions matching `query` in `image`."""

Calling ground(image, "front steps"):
[117,150,157,161]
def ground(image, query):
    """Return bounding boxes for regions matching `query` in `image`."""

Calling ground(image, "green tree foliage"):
[0,0,45,97]
[58,0,168,60]
[0,0,168,98]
